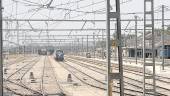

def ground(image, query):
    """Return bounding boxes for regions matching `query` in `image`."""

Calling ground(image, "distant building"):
[123,29,170,58]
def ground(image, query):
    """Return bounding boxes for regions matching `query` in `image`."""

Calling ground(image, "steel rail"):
[65,57,168,96]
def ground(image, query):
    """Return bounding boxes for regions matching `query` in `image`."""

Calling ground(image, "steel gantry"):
[106,0,124,96]
[143,0,156,95]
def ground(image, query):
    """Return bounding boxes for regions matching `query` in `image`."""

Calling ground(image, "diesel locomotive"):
[54,50,64,61]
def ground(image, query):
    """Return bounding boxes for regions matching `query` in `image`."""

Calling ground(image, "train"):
[48,49,55,55]
[38,49,47,55]
[160,46,170,59]
[38,48,55,55]
[54,50,64,61]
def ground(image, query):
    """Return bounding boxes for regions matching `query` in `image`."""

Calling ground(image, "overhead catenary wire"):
[3,0,170,52]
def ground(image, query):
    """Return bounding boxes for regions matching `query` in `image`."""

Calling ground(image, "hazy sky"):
[2,0,170,46]
[3,0,170,29]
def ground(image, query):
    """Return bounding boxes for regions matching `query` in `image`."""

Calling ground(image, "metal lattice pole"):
[93,32,95,58]
[87,35,89,53]
[143,0,156,95]
[161,5,165,70]
[135,16,138,64]
[82,37,84,56]
[101,30,104,59]
[0,0,3,95]
[106,0,124,96]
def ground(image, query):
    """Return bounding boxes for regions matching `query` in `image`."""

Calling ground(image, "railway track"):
[68,56,170,83]
[5,56,26,67]
[40,56,66,96]
[5,56,67,96]
[4,79,41,96]
[65,56,170,96]
[58,60,154,96]
[124,57,170,65]
[4,56,43,96]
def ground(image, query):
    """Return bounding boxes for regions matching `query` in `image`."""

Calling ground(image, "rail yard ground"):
[3,54,170,96]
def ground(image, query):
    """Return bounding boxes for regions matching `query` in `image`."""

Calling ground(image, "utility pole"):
[74,39,76,56]
[5,18,9,61]
[82,37,84,56]
[102,30,104,59]
[87,35,89,53]
[31,40,33,55]
[69,42,71,55]
[15,1,19,55]
[135,16,138,64]
[106,1,112,94]
[45,22,49,55]
[93,32,95,58]
[71,41,73,55]
[106,0,124,96]
[77,38,79,56]
[0,0,3,95]
[162,5,165,70]
[114,23,117,61]
[73,40,74,55]
[24,31,26,57]
[16,21,19,55]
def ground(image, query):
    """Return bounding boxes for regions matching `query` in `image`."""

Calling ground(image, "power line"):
[3,18,170,21]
